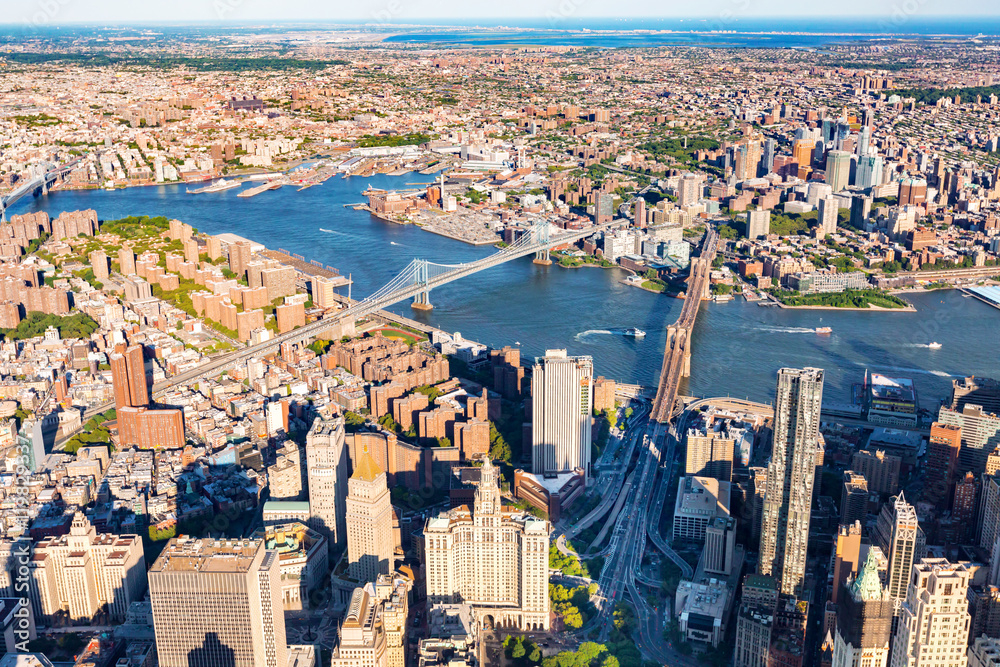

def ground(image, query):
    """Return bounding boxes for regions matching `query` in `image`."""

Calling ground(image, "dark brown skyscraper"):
[110,344,148,409]
[925,422,961,507]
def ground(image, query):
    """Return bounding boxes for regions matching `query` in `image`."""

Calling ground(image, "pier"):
[238,179,286,198]
[963,286,1000,310]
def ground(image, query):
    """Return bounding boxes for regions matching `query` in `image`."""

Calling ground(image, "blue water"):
[11,176,1000,408]
[380,17,1000,47]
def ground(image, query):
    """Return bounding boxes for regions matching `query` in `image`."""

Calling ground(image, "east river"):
[13,173,1000,409]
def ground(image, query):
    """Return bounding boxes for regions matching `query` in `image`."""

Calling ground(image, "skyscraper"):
[734,139,762,181]
[759,367,824,597]
[841,471,868,525]
[311,274,338,309]
[855,155,884,190]
[857,126,871,157]
[149,538,287,667]
[596,193,614,224]
[685,422,735,481]
[822,118,835,144]
[531,349,593,478]
[937,404,1000,476]
[678,173,702,207]
[924,422,961,507]
[826,150,852,192]
[874,493,925,614]
[734,575,780,667]
[832,548,893,667]
[27,513,146,624]
[306,417,349,547]
[424,458,550,631]
[818,196,839,237]
[346,445,394,584]
[762,138,777,175]
[793,140,816,171]
[850,195,872,229]
[330,574,410,667]
[110,344,148,409]
[747,209,771,240]
[831,522,863,607]
[889,559,971,667]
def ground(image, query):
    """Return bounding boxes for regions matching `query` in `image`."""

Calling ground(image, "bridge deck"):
[650,228,718,423]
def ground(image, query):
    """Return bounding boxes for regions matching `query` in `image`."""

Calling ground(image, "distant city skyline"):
[7,1,1000,26]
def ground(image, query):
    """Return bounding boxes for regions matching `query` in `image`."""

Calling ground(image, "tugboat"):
[624,328,646,338]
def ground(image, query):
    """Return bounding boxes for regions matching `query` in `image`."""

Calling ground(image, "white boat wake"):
[758,326,817,334]
[575,329,615,340]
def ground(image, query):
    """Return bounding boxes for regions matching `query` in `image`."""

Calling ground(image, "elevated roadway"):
[1,158,81,220]
[583,228,717,663]
[650,226,718,423]
[59,220,621,444]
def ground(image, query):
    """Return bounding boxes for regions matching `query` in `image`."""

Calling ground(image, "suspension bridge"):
[65,218,622,428]
[0,159,81,221]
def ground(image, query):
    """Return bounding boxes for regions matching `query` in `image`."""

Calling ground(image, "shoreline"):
[772,302,917,312]
[620,279,683,297]
[418,225,499,246]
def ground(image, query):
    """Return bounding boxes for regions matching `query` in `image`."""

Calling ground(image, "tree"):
[602,657,620,667]
[562,606,584,629]
[344,411,366,432]
[489,422,512,462]
[378,413,399,432]
[512,641,526,660]
[718,224,739,240]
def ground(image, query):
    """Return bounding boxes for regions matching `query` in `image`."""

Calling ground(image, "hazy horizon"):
[8,1,1000,27]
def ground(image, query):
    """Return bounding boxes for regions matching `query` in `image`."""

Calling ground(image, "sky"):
[7,0,998,26]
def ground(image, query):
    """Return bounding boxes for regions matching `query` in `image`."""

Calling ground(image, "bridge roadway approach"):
[0,159,81,221]
[62,219,622,435]
[650,226,718,423]
[583,228,718,666]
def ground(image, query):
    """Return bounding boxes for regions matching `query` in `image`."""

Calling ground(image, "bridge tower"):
[411,259,433,311]
[532,221,553,266]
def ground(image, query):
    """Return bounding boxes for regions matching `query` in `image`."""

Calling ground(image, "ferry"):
[188,179,241,194]
[928,342,942,349]
[815,327,833,334]
[624,328,646,338]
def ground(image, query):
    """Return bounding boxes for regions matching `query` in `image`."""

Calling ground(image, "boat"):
[624,328,646,338]
[188,179,241,194]
[815,327,833,334]
[928,342,942,349]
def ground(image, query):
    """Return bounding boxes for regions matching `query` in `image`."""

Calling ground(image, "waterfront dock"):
[238,179,286,198]
[963,286,1000,310]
